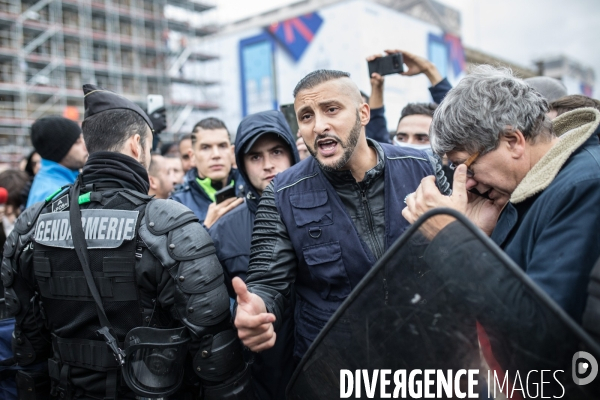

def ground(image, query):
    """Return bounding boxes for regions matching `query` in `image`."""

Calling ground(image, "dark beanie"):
[31,116,82,163]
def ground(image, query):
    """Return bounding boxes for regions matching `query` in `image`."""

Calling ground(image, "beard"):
[62,152,87,170]
[307,110,362,172]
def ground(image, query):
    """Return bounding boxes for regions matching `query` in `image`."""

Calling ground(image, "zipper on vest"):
[360,188,388,304]
[360,189,383,259]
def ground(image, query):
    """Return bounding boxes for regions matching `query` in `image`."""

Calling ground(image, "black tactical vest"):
[32,188,150,398]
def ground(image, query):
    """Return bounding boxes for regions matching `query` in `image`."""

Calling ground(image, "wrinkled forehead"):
[294,78,362,109]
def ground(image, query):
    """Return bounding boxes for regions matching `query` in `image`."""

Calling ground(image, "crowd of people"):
[0,49,599,399]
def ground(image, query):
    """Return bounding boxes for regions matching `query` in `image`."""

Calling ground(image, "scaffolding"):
[0,0,220,165]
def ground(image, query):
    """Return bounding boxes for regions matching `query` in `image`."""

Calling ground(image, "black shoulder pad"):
[167,222,216,261]
[145,199,198,235]
[13,202,45,235]
[2,229,18,258]
[138,221,177,269]
[2,257,15,287]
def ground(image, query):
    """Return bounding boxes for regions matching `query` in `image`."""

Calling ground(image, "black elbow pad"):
[202,362,254,400]
[185,285,230,326]
[193,329,243,382]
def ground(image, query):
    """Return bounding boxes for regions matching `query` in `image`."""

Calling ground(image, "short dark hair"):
[0,169,30,210]
[399,103,438,124]
[159,142,177,156]
[191,117,230,145]
[293,70,351,98]
[82,109,150,154]
[178,134,192,144]
[549,95,600,117]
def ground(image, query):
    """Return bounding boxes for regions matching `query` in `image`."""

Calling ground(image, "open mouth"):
[316,138,338,157]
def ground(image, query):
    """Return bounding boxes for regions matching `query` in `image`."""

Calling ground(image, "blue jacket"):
[366,77,453,143]
[272,144,432,358]
[26,159,79,208]
[491,108,600,323]
[170,167,245,225]
[208,110,300,400]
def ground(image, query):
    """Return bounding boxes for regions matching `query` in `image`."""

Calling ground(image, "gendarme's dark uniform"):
[1,86,252,399]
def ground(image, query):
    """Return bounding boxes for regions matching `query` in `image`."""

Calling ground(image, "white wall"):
[207,0,453,137]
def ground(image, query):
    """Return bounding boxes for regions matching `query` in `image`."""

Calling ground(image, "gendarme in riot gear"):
[1,85,253,399]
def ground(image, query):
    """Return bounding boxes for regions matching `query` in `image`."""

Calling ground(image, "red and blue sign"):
[444,33,466,78]
[581,83,593,97]
[428,32,466,79]
[268,13,323,61]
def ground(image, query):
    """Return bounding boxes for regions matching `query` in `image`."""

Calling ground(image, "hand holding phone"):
[215,185,237,204]
[368,53,404,77]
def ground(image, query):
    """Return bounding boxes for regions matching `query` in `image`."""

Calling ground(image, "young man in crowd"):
[403,65,600,324]
[209,110,300,400]
[393,102,437,149]
[165,155,184,185]
[148,154,179,199]
[233,70,434,362]
[171,118,244,227]
[178,134,195,173]
[27,116,88,206]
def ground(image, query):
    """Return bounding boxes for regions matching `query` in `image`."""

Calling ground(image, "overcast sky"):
[213,0,600,97]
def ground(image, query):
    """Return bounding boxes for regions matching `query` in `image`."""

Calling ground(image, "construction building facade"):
[0,0,219,165]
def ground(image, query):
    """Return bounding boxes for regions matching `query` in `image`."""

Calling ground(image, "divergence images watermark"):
[339,352,598,399]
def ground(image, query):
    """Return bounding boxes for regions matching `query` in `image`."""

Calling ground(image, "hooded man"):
[209,110,300,400]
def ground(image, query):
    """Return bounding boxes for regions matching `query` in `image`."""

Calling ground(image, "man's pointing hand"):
[233,277,277,352]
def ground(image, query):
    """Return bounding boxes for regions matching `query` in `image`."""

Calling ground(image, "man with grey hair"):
[233,69,434,361]
[403,65,600,323]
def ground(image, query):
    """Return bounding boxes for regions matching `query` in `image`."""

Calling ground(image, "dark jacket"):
[170,167,245,225]
[366,77,453,143]
[208,110,300,400]
[209,110,300,295]
[246,140,433,358]
[584,257,600,343]
[491,108,600,323]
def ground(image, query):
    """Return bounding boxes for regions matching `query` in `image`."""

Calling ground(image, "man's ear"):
[359,103,370,127]
[128,133,142,161]
[504,129,526,159]
[148,175,157,190]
